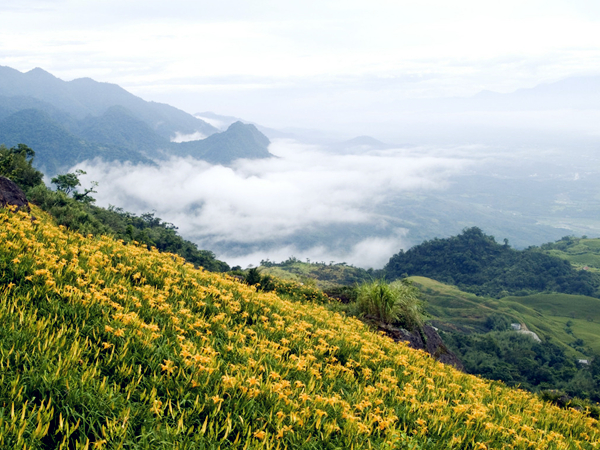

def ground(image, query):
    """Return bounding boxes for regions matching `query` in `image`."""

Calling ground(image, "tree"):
[0,144,44,190]
[51,169,98,203]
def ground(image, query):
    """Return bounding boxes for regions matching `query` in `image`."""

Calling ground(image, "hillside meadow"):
[411,275,600,356]
[1,206,599,448]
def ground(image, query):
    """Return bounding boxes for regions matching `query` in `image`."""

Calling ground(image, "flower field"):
[0,206,598,449]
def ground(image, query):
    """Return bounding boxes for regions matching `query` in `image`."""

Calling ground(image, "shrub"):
[356,279,425,329]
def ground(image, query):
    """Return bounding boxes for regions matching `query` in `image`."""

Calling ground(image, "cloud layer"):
[76,139,471,268]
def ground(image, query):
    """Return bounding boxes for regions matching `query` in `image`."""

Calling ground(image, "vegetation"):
[0,108,153,176]
[0,143,43,190]
[442,331,595,397]
[384,227,600,298]
[412,275,600,354]
[258,258,375,304]
[239,267,330,304]
[410,275,600,404]
[0,145,229,272]
[1,205,599,448]
[541,236,600,272]
[356,279,425,330]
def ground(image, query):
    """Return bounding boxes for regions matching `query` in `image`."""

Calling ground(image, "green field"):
[410,276,600,357]
[542,237,600,272]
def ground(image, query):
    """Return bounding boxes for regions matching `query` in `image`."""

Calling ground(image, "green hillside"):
[1,206,598,448]
[541,236,600,272]
[0,109,153,175]
[384,227,600,298]
[411,276,600,354]
[259,257,373,290]
[409,276,600,400]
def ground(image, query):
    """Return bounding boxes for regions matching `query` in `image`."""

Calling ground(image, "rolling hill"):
[1,204,597,448]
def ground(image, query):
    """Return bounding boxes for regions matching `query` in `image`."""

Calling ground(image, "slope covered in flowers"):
[0,206,598,449]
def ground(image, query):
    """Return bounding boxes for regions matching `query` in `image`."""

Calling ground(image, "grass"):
[543,238,600,272]
[410,276,600,357]
[1,206,599,448]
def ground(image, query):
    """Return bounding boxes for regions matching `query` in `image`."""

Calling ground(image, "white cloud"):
[170,131,206,143]
[75,139,471,268]
[222,231,409,269]
[2,1,600,133]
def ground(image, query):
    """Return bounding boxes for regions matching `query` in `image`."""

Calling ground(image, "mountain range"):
[0,66,273,175]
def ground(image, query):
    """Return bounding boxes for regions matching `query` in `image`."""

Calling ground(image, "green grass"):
[410,276,600,357]
[542,238,600,271]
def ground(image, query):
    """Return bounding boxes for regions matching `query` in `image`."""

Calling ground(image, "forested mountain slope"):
[384,227,599,298]
[0,66,273,173]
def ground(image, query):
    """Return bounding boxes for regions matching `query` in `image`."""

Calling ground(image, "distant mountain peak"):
[24,67,61,82]
[175,121,272,164]
[345,135,388,147]
[329,135,392,153]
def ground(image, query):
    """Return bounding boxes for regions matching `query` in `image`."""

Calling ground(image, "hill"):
[410,275,600,352]
[175,121,272,164]
[384,227,600,298]
[0,109,154,174]
[541,236,600,272]
[1,205,597,448]
[258,257,374,290]
[408,275,600,399]
[0,66,273,173]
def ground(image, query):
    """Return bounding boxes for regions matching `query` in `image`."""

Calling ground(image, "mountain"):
[194,111,241,130]
[0,109,153,174]
[329,135,394,153]
[176,121,272,164]
[195,110,296,140]
[0,66,273,173]
[469,75,600,111]
[74,105,170,157]
[0,66,218,139]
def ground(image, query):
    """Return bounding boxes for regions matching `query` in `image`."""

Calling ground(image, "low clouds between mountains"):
[76,140,471,268]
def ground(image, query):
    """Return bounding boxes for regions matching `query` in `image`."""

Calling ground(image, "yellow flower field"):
[0,205,598,449]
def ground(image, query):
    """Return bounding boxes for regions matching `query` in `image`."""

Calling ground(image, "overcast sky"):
[2,0,600,132]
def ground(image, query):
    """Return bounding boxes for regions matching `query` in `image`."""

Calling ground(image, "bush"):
[356,279,425,330]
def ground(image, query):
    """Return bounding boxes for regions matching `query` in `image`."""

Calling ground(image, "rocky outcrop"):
[0,177,30,212]
[370,319,464,371]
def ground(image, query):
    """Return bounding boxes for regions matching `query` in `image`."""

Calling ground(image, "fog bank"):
[76,139,472,268]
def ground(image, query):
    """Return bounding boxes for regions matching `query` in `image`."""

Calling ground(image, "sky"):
[2,0,600,132]
[2,1,600,267]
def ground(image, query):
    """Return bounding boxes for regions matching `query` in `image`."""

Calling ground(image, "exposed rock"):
[0,177,30,212]
[517,329,542,343]
[371,319,464,371]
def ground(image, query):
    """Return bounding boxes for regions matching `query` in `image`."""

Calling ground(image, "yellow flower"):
[113,328,125,337]
[247,376,260,387]
[151,399,163,415]
[161,359,177,375]
[253,430,266,440]
[211,395,224,405]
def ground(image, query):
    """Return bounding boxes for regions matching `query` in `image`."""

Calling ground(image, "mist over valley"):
[2,65,600,269]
